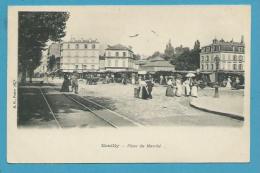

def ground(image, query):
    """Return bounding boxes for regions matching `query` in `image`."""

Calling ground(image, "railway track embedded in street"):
[39,87,63,128]
[40,86,140,128]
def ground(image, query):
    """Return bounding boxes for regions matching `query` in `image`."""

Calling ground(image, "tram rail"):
[39,87,63,128]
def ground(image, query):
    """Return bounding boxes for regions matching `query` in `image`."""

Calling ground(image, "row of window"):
[62,58,98,63]
[65,43,96,49]
[201,54,244,61]
[201,63,243,70]
[61,64,97,70]
[201,46,244,53]
[107,59,127,67]
[62,51,98,57]
[106,51,128,57]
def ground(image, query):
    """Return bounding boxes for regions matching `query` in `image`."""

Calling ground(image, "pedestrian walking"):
[190,78,198,97]
[235,76,240,89]
[60,74,70,92]
[183,78,191,96]
[175,77,183,97]
[139,78,149,99]
[159,75,163,85]
[226,76,232,89]
[71,71,79,94]
[166,78,175,97]
[105,75,110,84]
[146,79,154,99]
[131,75,136,85]
[111,74,115,83]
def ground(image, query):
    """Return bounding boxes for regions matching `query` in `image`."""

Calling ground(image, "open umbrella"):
[186,73,195,78]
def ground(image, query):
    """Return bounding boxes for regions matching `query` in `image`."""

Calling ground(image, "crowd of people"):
[60,71,79,94]
[59,71,243,99]
[134,75,198,100]
[165,77,198,98]
[135,77,154,99]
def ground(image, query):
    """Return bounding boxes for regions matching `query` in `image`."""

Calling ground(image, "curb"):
[190,101,244,121]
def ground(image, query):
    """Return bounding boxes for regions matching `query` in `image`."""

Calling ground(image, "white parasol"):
[186,73,195,78]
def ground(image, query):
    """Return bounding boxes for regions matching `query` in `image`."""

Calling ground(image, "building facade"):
[48,43,61,72]
[200,37,245,72]
[60,38,100,73]
[34,52,48,75]
[104,44,135,72]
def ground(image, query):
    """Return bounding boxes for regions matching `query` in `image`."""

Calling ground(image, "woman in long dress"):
[166,79,174,97]
[60,74,70,92]
[183,78,191,96]
[139,79,149,99]
[175,78,183,97]
[191,79,198,97]
[226,77,232,89]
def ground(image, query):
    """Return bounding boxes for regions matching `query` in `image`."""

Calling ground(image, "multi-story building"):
[104,44,135,72]
[60,38,100,73]
[200,37,245,72]
[34,51,48,75]
[48,43,61,72]
[99,55,105,70]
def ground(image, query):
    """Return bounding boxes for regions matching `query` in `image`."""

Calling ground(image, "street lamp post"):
[214,56,220,98]
[28,58,33,83]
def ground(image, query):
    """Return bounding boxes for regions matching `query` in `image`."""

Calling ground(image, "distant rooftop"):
[149,56,165,62]
[63,38,99,43]
[142,56,174,67]
[202,36,245,48]
[106,44,133,52]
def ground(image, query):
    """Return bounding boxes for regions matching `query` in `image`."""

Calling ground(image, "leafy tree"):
[18,12,69,83]
[190,40,201,69]
[171,40,201,71]
[193,40,200,51]
[133,54,141,60]
[147,51,164,60]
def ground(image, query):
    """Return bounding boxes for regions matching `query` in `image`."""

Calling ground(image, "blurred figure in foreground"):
[60,74,70,92]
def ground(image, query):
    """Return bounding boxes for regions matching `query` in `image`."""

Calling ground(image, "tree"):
[190,40,201,69]
[18,12,69,83]
[164,40,175,60]
[147,51,164,60]
[171,40,201,71]
[193,40,200,51]
[133,54,141,60]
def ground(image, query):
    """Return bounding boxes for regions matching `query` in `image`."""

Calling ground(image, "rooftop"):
[202,37,245,48]
[142,56,174,67]
[63,38,99,43]
[106,44,133,52]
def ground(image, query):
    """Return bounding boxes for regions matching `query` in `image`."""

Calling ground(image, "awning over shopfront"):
[200,70,244,75]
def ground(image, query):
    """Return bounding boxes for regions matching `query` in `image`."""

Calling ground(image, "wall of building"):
[60,41,100,72]
[200,38,245,72]
[104,49,134,70]
[200,52,244,71]
[105,50,133,58]
[48,43,61,57]
[105,58,130,69]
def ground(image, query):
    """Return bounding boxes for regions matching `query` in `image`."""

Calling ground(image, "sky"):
[62,5,250,57]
